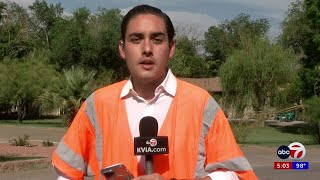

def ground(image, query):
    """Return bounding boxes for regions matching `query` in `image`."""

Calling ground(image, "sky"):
[4,0,296,39]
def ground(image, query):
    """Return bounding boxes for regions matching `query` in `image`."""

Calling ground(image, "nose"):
[142,39,152,56]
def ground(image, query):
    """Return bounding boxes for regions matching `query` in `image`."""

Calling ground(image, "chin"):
[142,75,162,83]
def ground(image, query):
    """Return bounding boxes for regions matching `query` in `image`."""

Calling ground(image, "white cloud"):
[120,0,294,12]
[4,0,35,7]
[166,11,218,39]
[220,0,294,10]
[120,8,218,39]
[166,11,218,28]
[268,24,282,40]
[120,7,132,15]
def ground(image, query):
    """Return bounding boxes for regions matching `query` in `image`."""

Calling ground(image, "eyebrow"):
[128,32,166,38]
[151,32,166,38]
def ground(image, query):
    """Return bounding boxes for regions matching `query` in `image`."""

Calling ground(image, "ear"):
[119,40,125,60]
[168,41,175,59]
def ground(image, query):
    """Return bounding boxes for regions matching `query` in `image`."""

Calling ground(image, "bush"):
[41,140,54,147]
[230,120,254,143]
[9,134,31,146]
[304,96,320,144]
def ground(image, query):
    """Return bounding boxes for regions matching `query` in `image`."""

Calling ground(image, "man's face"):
[119,14,175,84]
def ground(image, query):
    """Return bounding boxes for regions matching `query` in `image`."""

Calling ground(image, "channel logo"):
[277,142,306,160]
[146,138,157,147]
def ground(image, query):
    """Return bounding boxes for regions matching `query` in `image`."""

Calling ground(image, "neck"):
[131,72,167,101]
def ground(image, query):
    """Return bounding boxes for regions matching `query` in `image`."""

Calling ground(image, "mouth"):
[139,59,155,70]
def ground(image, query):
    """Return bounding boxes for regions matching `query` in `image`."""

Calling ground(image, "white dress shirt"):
[57,69,238,180]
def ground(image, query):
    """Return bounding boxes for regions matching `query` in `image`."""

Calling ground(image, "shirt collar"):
[120,69,177,98]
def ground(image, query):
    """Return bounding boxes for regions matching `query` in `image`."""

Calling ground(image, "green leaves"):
[204,13,270,76]
[49,7,126,79]
[28,0,63,49]
[62,66,96,100]
[279,0,320,98]
[279,0,310,54]
[219,38,298,114]
[0,54,60,121]
[0,2,33,60]
[169,35,208,78]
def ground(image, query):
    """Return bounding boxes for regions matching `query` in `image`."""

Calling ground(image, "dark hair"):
[121,4,175,43]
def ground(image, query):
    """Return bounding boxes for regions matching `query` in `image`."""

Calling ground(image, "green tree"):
[61,66,96,126]
[279,0,311,55]
[89,8,127,80]
[204,14,270,76]
[304,96,320,143]
[50,7,127,81]
[37,66,96,126]
[0,54,60,123]
[28,0,63,49]
[305,0,320,58]
[0,2,6,21]
[219,38,298,116]
[304,0,320,97]
[0,2,33,60]
[169,35,208,77]
[279,0,320,98]
[49,7,93,70]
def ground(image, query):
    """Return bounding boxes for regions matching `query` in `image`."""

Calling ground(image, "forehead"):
[125,14,167,35]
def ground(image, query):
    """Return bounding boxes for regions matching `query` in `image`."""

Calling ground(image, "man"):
[52,4,257,180]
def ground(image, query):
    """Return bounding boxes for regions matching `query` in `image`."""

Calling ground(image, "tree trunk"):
[317,121,320,144]
[254,105,266,127]
[17,99,26,124]
[65,109,77,127]
[256,112,266,127]
[44,29,49,49]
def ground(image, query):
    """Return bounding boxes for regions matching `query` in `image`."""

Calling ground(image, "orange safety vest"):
[52,80,257,180]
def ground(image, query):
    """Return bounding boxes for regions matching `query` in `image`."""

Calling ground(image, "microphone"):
[139,116,158,137]
[140,116,157,175]
[134,116,169,175]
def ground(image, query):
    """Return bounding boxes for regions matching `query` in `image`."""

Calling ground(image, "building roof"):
[179,77,223,92]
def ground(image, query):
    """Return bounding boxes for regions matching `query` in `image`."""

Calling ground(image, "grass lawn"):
[0,156,45,162]
[244,125,317,147]
[0,118,64,128]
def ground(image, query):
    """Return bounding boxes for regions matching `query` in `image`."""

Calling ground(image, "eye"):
[153,38,163,44]
[130,37,141,44]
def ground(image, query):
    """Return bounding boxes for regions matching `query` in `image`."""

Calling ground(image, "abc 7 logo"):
[277,142,306,160]
[146,138,157,147]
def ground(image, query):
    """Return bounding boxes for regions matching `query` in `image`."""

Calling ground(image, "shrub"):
[9,134,31,146]
[304,96,320,144]
[41,140,54,147]
[230,120,254,143]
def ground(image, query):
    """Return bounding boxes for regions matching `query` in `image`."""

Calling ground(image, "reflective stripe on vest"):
[194,96,219,177]
[53,99,101,179]
[85,94,103,172]
[206,157,252,172]
[55,139,94,176]
[195,97,253,178]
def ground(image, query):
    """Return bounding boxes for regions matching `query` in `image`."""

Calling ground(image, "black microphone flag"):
[134,116,169,175]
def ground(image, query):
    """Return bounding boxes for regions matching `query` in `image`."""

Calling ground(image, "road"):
[0,124,66,143]
[0,125,319,179]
